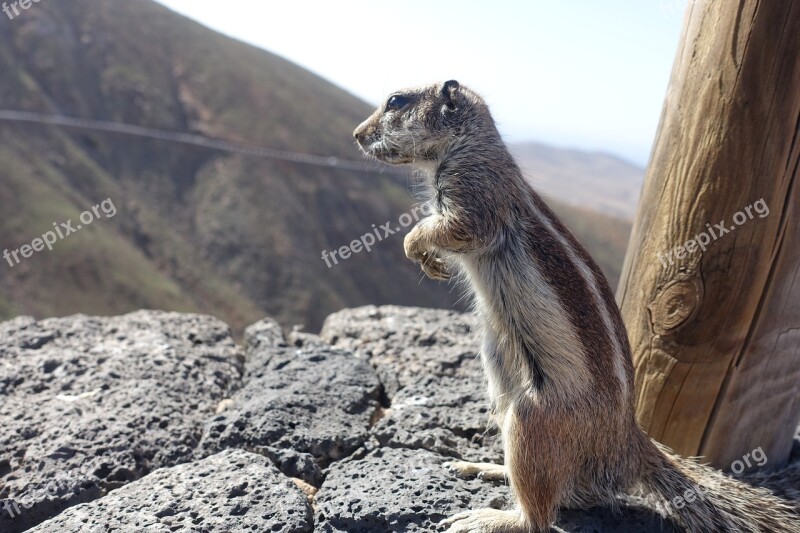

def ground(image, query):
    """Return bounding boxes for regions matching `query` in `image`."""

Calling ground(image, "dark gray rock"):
[288,327,332,351]
[0,311,243,533]
[244,317,288,351]
[0,307,789,532]
[322,306,502,461]
[372,374,503,463]
[200,319,382,485]
[27,449,313,533]
[320,305,482,397]
[314,446,511,532]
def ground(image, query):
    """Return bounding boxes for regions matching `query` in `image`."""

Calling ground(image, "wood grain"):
[617,0,800,470]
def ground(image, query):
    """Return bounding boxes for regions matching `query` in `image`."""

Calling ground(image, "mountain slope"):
[0,0,452,332]
[512,142,644,220]
[0,0,630,332]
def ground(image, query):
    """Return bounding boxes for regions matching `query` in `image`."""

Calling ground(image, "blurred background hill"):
[512,143,644,219]
[0,0,639,333]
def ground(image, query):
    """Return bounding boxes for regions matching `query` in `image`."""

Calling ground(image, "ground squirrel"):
[354,81,799,532]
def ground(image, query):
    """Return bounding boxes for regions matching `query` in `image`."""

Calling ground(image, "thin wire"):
[0,110,407,176]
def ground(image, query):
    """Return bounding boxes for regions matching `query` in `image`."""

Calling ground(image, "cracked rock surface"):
[4,306,797,531]
[320,305,482,397]
[314,444,677,533]
[315,446,510,532]
[199,319,382,486]
[0,311,243,533]
[26,449,313,533]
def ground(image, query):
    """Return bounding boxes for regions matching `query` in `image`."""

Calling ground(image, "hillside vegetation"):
[0,0,630,332]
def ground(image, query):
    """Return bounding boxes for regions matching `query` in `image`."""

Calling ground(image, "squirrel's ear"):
[440,80,460,111]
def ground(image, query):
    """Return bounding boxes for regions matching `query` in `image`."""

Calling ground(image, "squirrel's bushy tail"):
[639,440,799,532]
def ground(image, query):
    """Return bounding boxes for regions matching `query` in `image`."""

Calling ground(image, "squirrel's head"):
[353,80,490,166]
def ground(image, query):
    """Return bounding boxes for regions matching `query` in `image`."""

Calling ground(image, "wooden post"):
[617,0,800,470]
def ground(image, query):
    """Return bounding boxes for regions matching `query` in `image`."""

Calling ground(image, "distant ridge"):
[0,110,403,174]
[512,142,644,220]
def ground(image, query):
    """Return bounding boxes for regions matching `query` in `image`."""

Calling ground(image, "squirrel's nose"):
[353,120,371,143]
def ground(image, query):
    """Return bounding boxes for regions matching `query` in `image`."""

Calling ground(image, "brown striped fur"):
[354,81,799,533]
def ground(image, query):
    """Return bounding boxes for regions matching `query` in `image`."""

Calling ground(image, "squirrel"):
[353,80,800,533]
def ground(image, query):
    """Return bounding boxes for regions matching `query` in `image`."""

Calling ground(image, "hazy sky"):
[156,1,687,166]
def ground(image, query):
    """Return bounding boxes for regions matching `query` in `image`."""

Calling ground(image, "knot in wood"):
[649,278,703,335]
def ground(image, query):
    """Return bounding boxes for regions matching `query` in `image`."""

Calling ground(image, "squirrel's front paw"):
[420,252,451,281]
[404,228,450,281]
[403,226,428,263]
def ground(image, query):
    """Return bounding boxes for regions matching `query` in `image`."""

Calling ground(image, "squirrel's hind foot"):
[440,509,531,533]
[444,461,507,481]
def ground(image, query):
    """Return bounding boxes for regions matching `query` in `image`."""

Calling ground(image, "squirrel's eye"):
[386,95,410,111]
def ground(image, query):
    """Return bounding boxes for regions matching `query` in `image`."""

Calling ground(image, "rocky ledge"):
[0,307,796,532]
